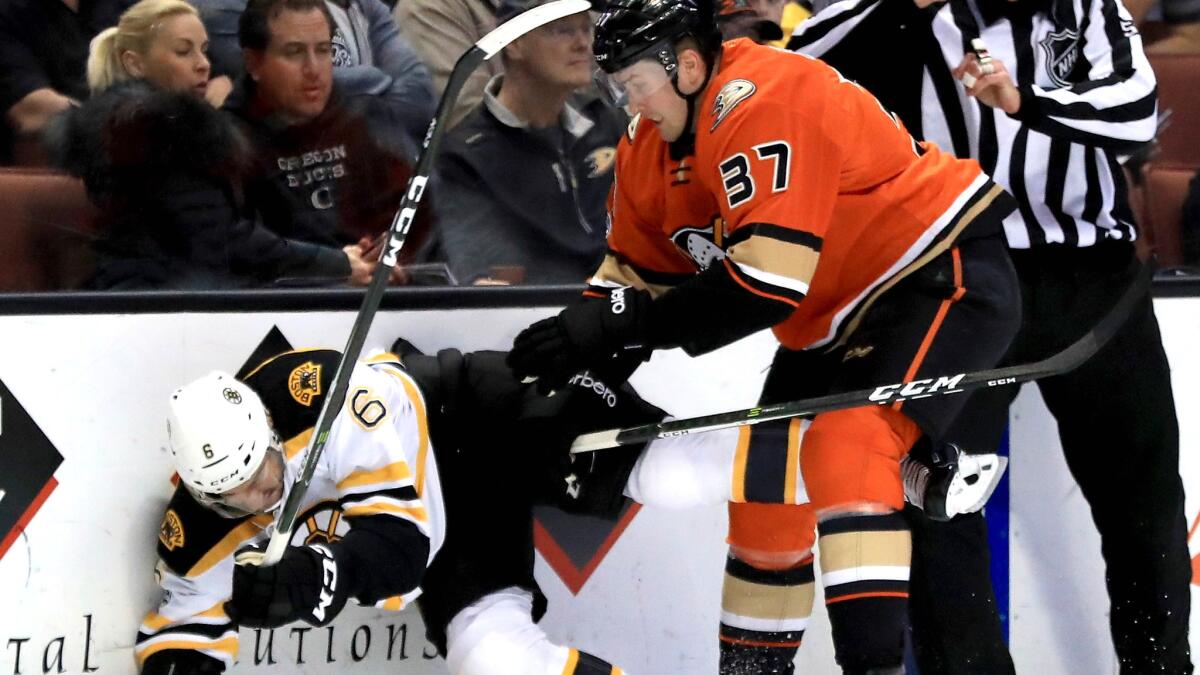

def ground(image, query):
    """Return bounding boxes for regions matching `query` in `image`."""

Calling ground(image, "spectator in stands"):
[393,0,503,129]
[192,0,434,143]
[0,0,134,162]
[717,0,785,44]
[225,0,431,278]
[433,0,619,285]
[48,0,372,290]
[742,0,809,47]
[1128,0,1200,53]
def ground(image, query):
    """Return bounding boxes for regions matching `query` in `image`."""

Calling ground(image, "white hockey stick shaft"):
[257,0,591,566]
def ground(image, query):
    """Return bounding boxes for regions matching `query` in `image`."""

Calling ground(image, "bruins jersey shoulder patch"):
[156,485,252,577]
[243,349,342,440]
[159,509,185,551]
[710,79,756,131]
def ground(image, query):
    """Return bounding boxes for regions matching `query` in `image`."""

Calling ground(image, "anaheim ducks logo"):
[671,217,727,269]
[159,509,185,551]
[288,361,322,407]
[711,79,756,131]
[586,147,617,178]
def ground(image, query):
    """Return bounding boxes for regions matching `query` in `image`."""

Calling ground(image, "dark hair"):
[238,0,334,51]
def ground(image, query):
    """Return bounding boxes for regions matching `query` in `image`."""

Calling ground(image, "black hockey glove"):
[508,287,654,393]
[224,543,349,629]
[141,650,225,675]
[521,366,667,519]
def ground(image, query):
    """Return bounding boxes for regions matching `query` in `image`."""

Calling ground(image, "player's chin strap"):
[664,41,720,161]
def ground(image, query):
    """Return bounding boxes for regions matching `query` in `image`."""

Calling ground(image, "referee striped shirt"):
[789,0,1158,249]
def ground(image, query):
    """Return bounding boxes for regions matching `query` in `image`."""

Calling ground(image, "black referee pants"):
[906,242,1192,675]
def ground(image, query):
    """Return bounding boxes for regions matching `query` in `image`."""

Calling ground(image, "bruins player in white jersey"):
[136,344,1001,675]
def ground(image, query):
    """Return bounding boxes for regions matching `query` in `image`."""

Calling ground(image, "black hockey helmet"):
[593,0,722,74]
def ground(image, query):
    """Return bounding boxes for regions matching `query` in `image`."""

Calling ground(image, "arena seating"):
[0,168,97,291]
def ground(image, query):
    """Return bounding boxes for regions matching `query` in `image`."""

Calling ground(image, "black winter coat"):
[47,81,349,290]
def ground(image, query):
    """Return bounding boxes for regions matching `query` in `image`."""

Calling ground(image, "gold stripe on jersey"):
[784,419,802,505]
[721,575,815,623]
[365,352,404,366]
[188,514,272,577]
[342,500,429,523]
[283,428,314,461]
[730,426,752,503]
[726,233,819,301]
[392,371,431,498]
[562,649,580,674]
[141,601,228,632]
[831,183,1004,350]
[818,530,912,573]
[379,595,405,611]
[242,347,330,381]
[592,254,674,298]
[136,635,238,667]
[337,461,414,492]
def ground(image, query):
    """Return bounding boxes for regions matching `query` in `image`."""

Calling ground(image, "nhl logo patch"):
[159,509,185,551]
[289,361,322,407]
[1039,28,1081,88]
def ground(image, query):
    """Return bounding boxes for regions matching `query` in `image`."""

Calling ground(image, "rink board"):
[0,296,1195,674]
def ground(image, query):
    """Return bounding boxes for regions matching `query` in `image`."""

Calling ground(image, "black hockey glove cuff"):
[225,542,349,629]
[647,263,795,356]
[507,287,654,392]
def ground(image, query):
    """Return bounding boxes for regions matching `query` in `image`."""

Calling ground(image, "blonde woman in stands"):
[44,0,373,291]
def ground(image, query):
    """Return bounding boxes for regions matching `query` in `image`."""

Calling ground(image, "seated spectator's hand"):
[204,76,234,108]
[343,244,375,285]
[354,235,409,285]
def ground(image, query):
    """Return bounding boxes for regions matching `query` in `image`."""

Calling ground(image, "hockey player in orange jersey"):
[507,1,1023,673]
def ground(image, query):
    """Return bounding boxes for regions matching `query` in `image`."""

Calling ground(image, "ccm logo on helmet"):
[568,372,618,408]
[868,374,965,402]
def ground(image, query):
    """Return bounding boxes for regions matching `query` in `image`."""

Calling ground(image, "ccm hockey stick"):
[249,0,593,567]
[571,261,1154,454]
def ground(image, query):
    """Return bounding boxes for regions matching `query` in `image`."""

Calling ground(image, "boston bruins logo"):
[289,501,349,547]
[288,361,322,407]
[159,509,185,551]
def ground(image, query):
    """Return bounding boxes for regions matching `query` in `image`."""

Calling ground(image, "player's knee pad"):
[800,407,921,515]
[816,512,910,671]
[445,589,624,675]
[727,501,816,569]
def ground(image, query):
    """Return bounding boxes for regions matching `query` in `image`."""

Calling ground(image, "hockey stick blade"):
[571,261,1154,454]
[256,0,592,567]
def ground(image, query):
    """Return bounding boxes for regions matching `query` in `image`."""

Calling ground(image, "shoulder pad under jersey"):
[241,349,343,440]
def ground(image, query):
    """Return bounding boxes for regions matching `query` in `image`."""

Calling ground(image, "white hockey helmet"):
[167,371,278,516]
